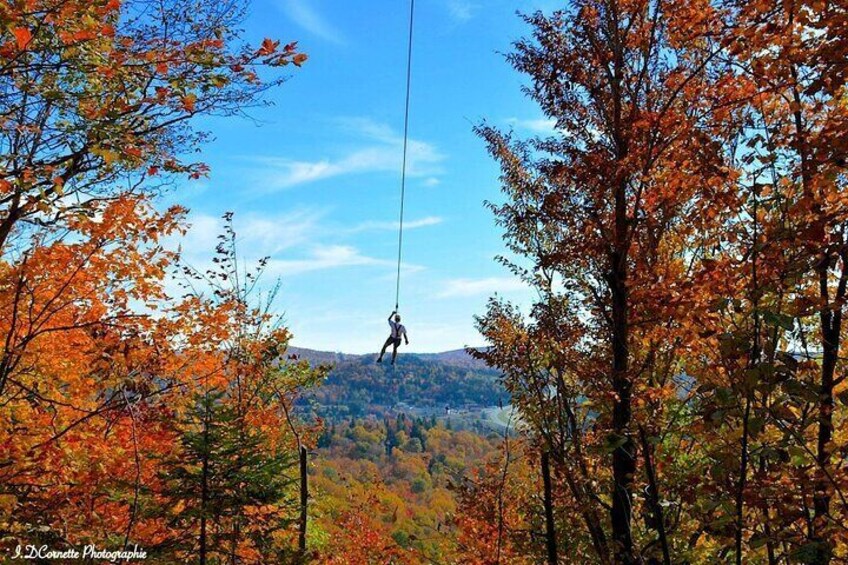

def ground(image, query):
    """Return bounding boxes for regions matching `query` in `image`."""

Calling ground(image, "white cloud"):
[279,0,344,44]
[251,119,445,190]
[171,210,427,281]
[438,277,527,298]
[175,210,322,258]
[446,0,479,22]
[349,216,443,233]
[507,117,558,134]
[336,117,397,141]
[423,177,441,187]
[267,245,424,278]
[265,245,386,276]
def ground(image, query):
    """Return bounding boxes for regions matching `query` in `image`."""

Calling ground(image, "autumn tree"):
[717,1,848,561]
[146,217,324,563]
[0,0,305,254]
[0,0,306,441]
[476,0,738,561]
[0,0,315,558]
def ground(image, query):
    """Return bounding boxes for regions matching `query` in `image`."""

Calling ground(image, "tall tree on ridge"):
[476,0,735,561]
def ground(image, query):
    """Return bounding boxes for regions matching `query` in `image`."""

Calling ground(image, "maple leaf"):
[13,28,32,50]
[181,93,197,113]
[257,37,278,56]
[72,30,97,42]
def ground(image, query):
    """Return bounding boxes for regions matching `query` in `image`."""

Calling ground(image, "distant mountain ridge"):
[289,346,506,419]
[287,346,492,371]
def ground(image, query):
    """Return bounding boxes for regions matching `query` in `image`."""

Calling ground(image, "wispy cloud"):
[279,0,344,44]
[446,0,479,22]
[176,210,323,258]
[349,216,443,233]
[251,118,445,190]
[169,210,425,286]
[268,245,425,277]
[507,117,558,134]
[438,277,527,298]
[266,245,386,276]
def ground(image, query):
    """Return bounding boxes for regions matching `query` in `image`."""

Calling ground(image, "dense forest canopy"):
[290,347,508,419]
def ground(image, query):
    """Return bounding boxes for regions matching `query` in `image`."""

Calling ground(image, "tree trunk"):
[542,451,558,564]
[639,426,670,565]
[813,272,840,564]
[299,445,308,557]
[610,251,636,564]
[200,424,209,565]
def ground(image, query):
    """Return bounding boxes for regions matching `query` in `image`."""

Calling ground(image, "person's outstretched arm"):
[404,327,409,345]
[388,310,396,322]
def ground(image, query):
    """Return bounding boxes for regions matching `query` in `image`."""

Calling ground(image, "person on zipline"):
[377,310,408,365]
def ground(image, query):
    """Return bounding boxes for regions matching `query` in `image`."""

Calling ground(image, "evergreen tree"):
[156,389,299,563]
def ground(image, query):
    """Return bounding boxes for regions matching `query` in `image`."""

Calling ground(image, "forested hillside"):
[290,347,508,419]
[309,416,520,563]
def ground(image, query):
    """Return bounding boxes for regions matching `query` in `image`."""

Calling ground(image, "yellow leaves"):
[209,74,228,88]
[52,176,65,196]
[0,494,16,516]
[93,146,119,165]
[181,93,196,113]
[12,27,31,50]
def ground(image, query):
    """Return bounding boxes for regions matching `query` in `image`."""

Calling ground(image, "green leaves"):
[760,309,795,331]
[602,433,628,453]
[790,541,832,564]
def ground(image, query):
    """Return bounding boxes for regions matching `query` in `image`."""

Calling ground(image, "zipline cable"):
[395,0,415,311]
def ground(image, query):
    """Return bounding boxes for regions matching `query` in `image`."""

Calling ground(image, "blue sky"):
[164,0,558,353]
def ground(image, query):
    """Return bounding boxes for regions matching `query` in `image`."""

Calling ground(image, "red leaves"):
[13,27,32,50]
[124,146,142,159]
[72,29,97,42]
[188,163,210,180]
[257,38,279,56]
[255,38,306,67]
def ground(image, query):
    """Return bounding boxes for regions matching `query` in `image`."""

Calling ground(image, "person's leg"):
[391,338,400,364]
[378,336,393,362]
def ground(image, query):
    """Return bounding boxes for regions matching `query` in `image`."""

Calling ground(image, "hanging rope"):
[395,0,415,311]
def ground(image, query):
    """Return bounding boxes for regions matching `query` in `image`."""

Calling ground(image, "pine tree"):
[156,389,299,563]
